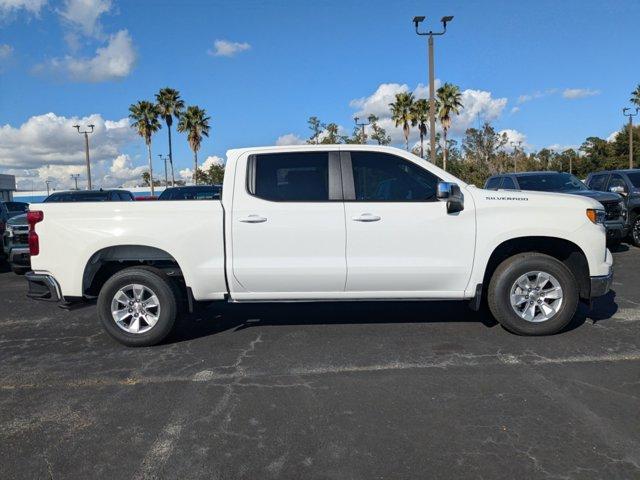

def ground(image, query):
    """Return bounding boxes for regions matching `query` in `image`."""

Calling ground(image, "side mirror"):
[609,185,627,195]
[437,181,464,214]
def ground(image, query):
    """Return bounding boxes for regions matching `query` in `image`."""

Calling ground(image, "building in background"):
[0,174,16,202]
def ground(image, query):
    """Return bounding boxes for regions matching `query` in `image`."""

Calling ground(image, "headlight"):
[586,208,606,225]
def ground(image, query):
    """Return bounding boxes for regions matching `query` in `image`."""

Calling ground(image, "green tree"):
[129,100,162,196]
[194,163,225,184]
[177,106,211,185]
[307,116,325,144]
[368,114,391,145]
[155,87,185,186]
[462,122,508,169]
[389,92,415,151]
[436,83,464,171]
[630,84,640,108]
[411,99,431,158]
[319,123,345,144]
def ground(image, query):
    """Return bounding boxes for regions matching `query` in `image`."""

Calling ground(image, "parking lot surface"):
[1,247,639,479]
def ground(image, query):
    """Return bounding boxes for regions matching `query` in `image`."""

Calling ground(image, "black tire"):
[97,266,179,347]
[487,253,579,336]
[11,265,29,275]
[629,214,640,248]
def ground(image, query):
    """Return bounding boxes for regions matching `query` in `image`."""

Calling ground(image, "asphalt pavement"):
[1,246,639,479]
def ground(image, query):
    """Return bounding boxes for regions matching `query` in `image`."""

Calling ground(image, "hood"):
[568,190,622,203]
[470,186,602,210]
[7,213,27,227]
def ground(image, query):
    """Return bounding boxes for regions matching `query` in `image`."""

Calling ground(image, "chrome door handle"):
[352,213,381,222]
[238,215,267,223]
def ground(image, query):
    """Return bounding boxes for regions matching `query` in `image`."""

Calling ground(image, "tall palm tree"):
[177,106,211,185]
[436,83,463,171]
[631,84,640,108]
[129,100,161,196]
[389,92,415,150]
[155,87,185,186]
[411,98,431,159]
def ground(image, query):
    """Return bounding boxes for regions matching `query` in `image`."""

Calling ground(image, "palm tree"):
[129,101,161,196]
[155,87,185,186]
[389,92,415,150]
[436,83,463,171]
[177,106,211,185]
[631,84,640,108]
[411,98,432,159]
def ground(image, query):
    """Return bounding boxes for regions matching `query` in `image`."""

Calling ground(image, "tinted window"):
[4,202,28,212]
[485,177,501,189]
[608,174,627,192]
[501,177,517,190]
[588,174,608,191]
[158,186,221,200]
[516,173,587,192]
[251,152,329,201]
[44,192,111,202]
[350,152,439,201]
[627,172,640,188]
[117,191,134,201]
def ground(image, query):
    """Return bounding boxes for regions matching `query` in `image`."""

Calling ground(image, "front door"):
[342,150,475,297]
[231,150,346,298]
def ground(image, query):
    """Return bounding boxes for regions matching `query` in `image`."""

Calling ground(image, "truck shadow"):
[168,291,620,344]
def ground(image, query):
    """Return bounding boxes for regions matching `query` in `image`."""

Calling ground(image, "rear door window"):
[500,177,517,190]
[485,177,501,189]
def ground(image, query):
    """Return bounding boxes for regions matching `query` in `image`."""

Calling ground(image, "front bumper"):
[590,271,613,298]
[603,220,627,241]
[25,272,63,302]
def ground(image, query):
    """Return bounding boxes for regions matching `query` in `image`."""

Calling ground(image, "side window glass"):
[485,177,501,189]
[608,175,627,192]
[350,152,439,201]
[588,174,607,191]
[251,152,329,201]
[500,177,516,190]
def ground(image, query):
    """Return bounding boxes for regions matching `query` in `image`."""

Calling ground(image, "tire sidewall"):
[97,268,177,347]
[489,254,578,336]
[631,215,640,247]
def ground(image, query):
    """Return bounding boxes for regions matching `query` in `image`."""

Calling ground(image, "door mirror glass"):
[437,181,464,214]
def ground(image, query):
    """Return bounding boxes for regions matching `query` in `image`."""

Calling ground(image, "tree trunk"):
[420,134,424,159]
[147,142,155,196]
[193,151,198,185]
[443,129,448,171]
[168,124,175,186]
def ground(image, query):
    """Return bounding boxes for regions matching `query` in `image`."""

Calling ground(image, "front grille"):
[14,233,28,245]
[601,201,623,221]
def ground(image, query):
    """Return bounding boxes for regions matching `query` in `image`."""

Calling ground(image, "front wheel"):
[97,266,179,347]
[629,215,640,248]
[487,253,579,335]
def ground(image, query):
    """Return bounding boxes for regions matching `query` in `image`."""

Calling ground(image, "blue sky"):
[0,0,638,189]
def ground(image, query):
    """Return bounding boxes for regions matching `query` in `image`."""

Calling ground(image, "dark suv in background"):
[586,170,640,246]
[484,171,627,245]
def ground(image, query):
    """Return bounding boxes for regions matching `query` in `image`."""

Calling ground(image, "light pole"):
[413,15,453,164]
[158,154,169,186]
[70,174,80,190]
[623,107,638,169]
[45,180,52,196]
[510,140,522,172]
[72,124,95,190]
[354,116,370,144]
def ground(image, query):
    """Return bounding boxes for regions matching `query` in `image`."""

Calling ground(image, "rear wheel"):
[97,266,179,347]
[630,214,640,247]
[488,253,579,335]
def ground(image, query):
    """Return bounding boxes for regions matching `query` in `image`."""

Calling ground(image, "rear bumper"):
[25,272,63,302]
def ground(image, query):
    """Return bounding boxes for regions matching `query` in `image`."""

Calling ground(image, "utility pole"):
[158,154,169,186]
[70,174,80,190]
[623,107,638,169]
[73,124,95,190]
[413,15,453,164]
[510,140,522,172]
[45,180,52,196]
[354,116,370,144]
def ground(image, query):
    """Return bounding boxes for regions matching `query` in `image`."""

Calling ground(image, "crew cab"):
[25,146,613,346]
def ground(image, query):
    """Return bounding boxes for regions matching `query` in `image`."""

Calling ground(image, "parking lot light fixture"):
[354,116,370,144]
[413,14,454,164]
[623,107,639,169]
[73,124,95,190]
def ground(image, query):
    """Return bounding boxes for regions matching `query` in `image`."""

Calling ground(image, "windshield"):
[44,192,111,202]
[516,173,588,192]
[4,202,28,212]
[627,172,640,188]
[158,186,221,200]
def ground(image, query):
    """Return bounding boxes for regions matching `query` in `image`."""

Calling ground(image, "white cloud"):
[350,82,410,118]
[498,129,530,151]
[0,0,46,17]
[59,0,111,38]
[546,143,579,152]
[35,29,136,82]
[0,112,136,174]
[562,88,600,99]
[0,43,13,59]
[510,106,520,114]
[606,131,619,142]
[208,39,251,57]
[276,133,306,146]
[201,155,225,168]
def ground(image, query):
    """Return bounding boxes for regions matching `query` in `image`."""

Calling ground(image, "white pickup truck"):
[25,145,613,346]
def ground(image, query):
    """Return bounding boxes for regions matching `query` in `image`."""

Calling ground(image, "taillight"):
[27,210,44,256]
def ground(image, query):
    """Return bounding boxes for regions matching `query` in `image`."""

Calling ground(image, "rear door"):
[231,150,346,297]
[341,150,475,297]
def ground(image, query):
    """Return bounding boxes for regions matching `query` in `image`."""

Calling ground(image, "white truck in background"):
[25,145,613,346]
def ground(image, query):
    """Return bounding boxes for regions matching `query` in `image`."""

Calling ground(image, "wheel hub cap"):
[110,284,161,334]
[509,271,563,323]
